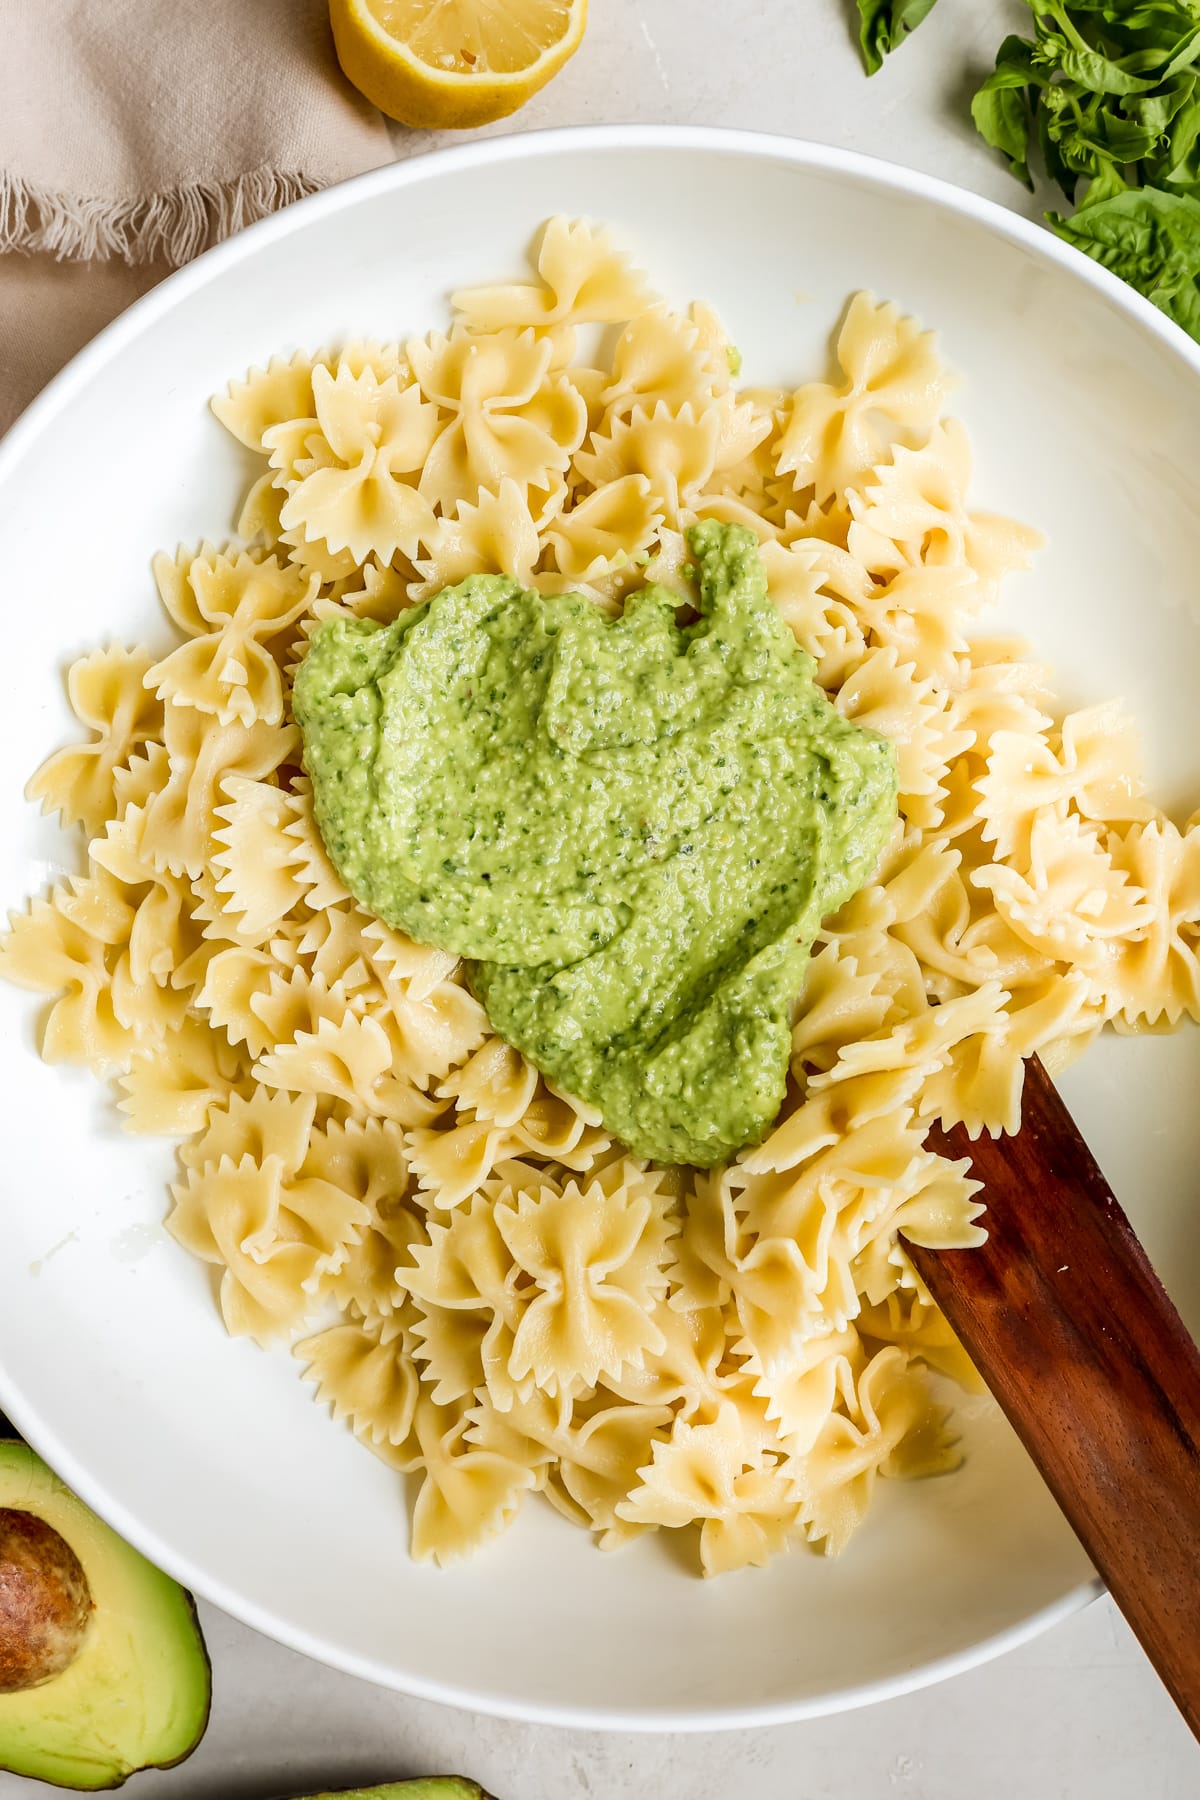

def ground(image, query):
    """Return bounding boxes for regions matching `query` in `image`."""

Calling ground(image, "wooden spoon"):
[908,1055,1200,1740]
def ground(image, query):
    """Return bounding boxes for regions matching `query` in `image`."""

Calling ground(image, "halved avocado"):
[0,1439,210,1789]
[287,1787,495,1799]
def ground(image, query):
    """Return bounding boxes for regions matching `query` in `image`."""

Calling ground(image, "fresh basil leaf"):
[972,86,1035,184]
[1048,186,1200,334]
[1124,72,1196,140]
[856,0,940,76]
[1068,0,1194,20]
[1051,121,1126,186]
[1157,22,1200,79]
[971,35,1041,184]
[985,31,1044,86]
[1096,112,1161,161]
[1077,159,1135,205]
[1106,3,1200,26]
[1158,86,1200,180]
[1057,46,1160,94]
[1040,84,1146,172]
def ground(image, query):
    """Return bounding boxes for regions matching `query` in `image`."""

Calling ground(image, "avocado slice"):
[287,1785,495,1799]
[0,1438,210,1789]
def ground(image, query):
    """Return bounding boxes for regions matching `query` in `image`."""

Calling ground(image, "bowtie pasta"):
[5,217,1199,1578]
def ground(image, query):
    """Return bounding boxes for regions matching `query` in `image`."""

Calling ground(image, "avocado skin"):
[287,1785,495,1799]
[0,1436,211,1789]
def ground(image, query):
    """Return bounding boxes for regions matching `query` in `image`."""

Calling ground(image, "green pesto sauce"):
[292,522,898,1167]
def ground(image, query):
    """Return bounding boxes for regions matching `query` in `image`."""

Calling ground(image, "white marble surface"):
[4,2,1198,1795]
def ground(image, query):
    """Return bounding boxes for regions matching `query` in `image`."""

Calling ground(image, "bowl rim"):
[8,119,1190,1729]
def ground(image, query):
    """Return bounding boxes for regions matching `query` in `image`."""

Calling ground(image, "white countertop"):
[4,2,1198,1795]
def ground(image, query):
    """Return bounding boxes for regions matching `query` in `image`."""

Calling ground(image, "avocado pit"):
[0,1508,93,1693]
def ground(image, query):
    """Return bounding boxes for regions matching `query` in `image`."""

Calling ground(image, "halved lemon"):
[330,0,588,130]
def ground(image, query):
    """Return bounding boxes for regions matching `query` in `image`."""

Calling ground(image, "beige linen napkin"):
[0,0,394,433]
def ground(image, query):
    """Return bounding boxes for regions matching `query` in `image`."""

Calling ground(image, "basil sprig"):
[856,0,1200,343]
[856,0,941,76]
[975,3,1200,337]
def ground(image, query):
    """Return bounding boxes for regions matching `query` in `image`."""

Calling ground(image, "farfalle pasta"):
[296,1315,420,1449]
[146,546,317,727]
[408,325,586,520]
[26,647,163,835]
[4,217,1200,1577]
[776,291,953,505]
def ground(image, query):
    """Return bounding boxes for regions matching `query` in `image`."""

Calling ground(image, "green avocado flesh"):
[287,1784,492,1799]
[0,1441,210,1790]
[294,521,898,1166]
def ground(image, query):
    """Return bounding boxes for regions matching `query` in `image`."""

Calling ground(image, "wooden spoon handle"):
[908,1056,1200,1739]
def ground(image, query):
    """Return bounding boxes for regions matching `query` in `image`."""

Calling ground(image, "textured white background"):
[4,1,1199,1795]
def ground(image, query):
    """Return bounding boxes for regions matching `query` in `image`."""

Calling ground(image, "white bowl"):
[2,126,1199,1731]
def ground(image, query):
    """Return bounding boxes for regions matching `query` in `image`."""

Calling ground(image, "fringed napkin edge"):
[0,166,322,267]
